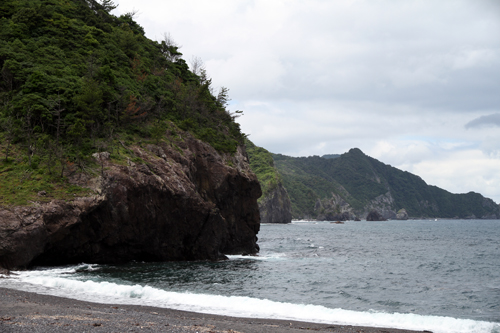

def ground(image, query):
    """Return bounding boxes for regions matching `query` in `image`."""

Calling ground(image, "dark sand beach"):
[0,287,429,333]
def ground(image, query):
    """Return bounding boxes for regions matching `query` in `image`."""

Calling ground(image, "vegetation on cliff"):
[245,138,281,203]
[0,0,245,206]
[245,139,291,223]
[274,148,500,219]
[272,153,347,218]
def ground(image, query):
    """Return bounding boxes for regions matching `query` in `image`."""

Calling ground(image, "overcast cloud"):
[114,0,500,203]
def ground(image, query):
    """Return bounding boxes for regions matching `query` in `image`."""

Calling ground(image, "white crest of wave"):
[226,254,286,261]
[13,270,499,333]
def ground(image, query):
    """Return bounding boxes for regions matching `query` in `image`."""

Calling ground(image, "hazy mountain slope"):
[273,148,500,220]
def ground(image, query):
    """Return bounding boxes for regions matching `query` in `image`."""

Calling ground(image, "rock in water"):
[0,136,261,269]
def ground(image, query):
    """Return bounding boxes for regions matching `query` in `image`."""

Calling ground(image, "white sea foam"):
[4,267,499,333]
[227,254,286,261]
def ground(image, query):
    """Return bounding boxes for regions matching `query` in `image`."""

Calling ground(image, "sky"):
[113,0,500,203]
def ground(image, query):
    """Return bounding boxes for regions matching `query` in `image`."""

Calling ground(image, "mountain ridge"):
[271,148,500,220]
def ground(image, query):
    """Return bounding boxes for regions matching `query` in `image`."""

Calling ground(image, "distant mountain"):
[272,148,500,220]
[321,154,340,159]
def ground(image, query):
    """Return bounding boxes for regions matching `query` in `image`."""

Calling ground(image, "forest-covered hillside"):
[245,138,281,203]
[273,148,500,219]
[0,0,244,205]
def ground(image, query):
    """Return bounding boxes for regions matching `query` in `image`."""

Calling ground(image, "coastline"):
[0,287,426,333]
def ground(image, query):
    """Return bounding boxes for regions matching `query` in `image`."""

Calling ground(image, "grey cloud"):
[113,0,500,202]
[465,113,500,129]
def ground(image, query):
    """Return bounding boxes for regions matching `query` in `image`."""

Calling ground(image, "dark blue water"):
[5,220,500,332]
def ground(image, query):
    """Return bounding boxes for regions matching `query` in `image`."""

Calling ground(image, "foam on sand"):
[3,266,497,333]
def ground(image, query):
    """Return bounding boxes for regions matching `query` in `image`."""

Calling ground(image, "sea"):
[1,219,499,333]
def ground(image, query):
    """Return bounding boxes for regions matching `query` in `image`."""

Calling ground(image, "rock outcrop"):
[396,208,409,220]
[0,135,261,269]
[315,194,359,221]
[362,192,397,220]
[366,210,387,221]
[258,183,292,224]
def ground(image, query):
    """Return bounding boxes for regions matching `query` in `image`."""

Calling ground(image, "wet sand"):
[0,287,430,333]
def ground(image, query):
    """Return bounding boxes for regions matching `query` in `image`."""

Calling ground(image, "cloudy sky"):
[113,0,500,203]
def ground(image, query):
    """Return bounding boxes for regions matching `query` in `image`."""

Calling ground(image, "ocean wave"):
[6,268,499,333]
[226,254,286,261]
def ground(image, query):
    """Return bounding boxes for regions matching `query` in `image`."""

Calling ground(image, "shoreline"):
[0,287,427,333]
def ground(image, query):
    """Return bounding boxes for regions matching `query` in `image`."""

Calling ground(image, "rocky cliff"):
[362,192,397,220]
[0,135,261,269]
[258,183,292,224]
[314,194,358,221]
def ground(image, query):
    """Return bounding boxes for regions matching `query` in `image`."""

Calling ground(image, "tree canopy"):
[0,0,245,205]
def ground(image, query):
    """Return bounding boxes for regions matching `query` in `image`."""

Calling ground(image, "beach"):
[0,287,425,333]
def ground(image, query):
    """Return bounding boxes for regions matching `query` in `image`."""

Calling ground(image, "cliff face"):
[258,183,292,224]
[362,192,397,220]
[314,194,358,221]
[0,136,261,269]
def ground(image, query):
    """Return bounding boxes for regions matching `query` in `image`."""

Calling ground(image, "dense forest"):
[273,148,500,219]
[0,0,244,205]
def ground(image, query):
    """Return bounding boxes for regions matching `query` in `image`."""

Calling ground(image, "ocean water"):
[2,220,500,333]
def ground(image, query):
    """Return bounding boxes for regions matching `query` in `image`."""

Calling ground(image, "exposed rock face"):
[366,210,387,221]
[258,183,292,224]
[0,136,261,269]
[396,208,409,220]
[315,194,359,221]
[362,192,396,220]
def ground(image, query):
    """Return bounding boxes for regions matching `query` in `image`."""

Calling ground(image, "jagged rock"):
[362,192,396,220]
[396,208,409,220]
[366,210,387,221]
[258,183,292,224]
[315,194,358,221]
[0,136,261,269]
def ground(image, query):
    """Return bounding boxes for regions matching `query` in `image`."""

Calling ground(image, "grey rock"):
[258,183,292,224]
[315,194,359,221]
[92,151,110,161]
[366,210,387,221]
[396,208,409,220]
